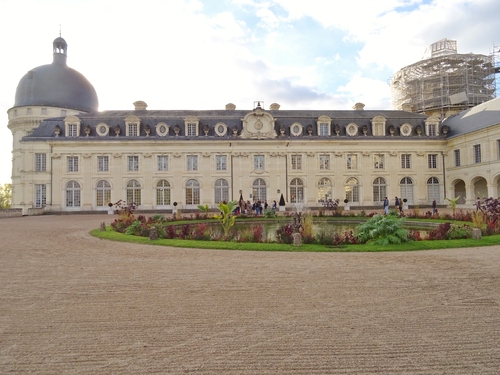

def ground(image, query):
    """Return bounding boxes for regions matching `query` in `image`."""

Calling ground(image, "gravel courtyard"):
[1,214,499,374]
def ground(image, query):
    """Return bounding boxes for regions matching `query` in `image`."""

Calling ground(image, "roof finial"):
[59,24,61,37]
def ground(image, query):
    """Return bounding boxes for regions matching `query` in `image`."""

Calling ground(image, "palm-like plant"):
[217,201,237,236]
[445,195,461,218]
[356,212,409,245]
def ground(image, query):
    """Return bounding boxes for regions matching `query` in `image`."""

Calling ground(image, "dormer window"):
[425,115,440,136]
[371,116,387,136]
[64,115,81,137]
[128,123,139,137]
[125,115,141,137]
[317,115,331,136]
[184,115,200,136]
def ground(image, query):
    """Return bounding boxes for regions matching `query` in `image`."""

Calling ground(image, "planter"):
[279,206,285,212]
[344,205,350,211]
[403,204,408,210]
[108,209,114,215]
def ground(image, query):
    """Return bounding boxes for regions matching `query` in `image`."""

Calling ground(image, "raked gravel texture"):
[1,214,499,374]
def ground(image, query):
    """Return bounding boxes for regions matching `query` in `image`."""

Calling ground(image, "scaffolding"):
[391,39,496,117]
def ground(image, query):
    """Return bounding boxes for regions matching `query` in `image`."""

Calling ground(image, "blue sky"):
[1,0,499,184]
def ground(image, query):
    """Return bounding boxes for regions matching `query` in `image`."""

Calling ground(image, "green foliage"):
[197,204,209,213]
[216,200,237,236]
[264,209,276,218]
[355,212,409,245]
[445,196,461,216]
[0,183,12,209]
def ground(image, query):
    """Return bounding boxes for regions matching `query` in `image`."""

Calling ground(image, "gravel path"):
[1,215,499,374]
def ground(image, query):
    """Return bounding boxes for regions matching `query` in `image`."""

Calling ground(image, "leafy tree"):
[355,211,409,245]
[0,183,12,209]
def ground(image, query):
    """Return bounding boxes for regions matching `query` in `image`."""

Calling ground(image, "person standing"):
[432,199,437,215]
[395,196,399,209]
[476,197,481,211]
[399,198,403,215]
[383,197,389,215]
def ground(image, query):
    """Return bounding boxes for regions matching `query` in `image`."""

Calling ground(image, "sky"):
[1,0,499,185]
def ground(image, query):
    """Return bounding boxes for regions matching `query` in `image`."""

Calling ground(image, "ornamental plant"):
[355,212,409,245]
[215,200,237,236]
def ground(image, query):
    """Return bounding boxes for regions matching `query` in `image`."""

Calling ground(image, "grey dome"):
[13,37,98,113]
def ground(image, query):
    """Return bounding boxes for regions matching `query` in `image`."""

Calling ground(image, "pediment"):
[240,109,277,139]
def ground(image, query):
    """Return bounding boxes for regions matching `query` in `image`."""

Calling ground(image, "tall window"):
[401,154,411,169]
[372,177,387,203]
[67,156,78,172]
[374,153,384,169]
[156,180,171,206]
[346,154,357,170]
[35,153,46,172]
[96,180,111,207]
[427,177,440,204]
[157,155,168,171]
[187,123,197,136]
[97,156,109,172]
[454,149,461,167]
[254,155,265,171]
[428,154,438,169]
[400,177,414,204]
[291,155,302,170]
[427,124,437,136]
[319,123,329,136]
[128,156,139,171]
[215,155,227,171]
[35,184,46,208]
[68,123,78,137]
[214,179,229,203]
[65,181,81,207]
[290,178,304,203]
[345,177,359,203]
[319,154,330,170]
[473,144,481,163]
[317,178,332,203]
[185,179,200,205]
[252,178,267,202]
[126,180,141,205]
[127,123,139,137]
[187,155,198,171]
[497,140,500,160]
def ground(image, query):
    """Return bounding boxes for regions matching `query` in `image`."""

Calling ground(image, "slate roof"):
[443,97,500,138]
[24,108,434,140]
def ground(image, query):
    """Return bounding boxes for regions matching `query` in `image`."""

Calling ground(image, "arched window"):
[156,180,171,206]
[372,177,387,203]
[252,178,267,202]
[126,180,141,206]
[400,177,414,204]
[427,177,440,204]
[317,177,332,203]
[345,177,359,203]
[290,178,304,204]
[96,180,111,207]
[185,179,200,205]
[65,180,81,207]
[214,179,229,203]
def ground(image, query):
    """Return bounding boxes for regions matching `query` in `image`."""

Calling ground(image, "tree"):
[0,184,12,209]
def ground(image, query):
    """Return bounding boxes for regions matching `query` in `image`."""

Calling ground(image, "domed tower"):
[7,36,99,213]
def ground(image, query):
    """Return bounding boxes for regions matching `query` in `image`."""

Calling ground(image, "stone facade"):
[6,38,500,215]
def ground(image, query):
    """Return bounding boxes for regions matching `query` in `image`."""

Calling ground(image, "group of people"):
[237,199,278,215]
[383,196,405,215]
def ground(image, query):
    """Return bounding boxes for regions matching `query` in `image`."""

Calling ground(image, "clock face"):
[159,125,166,133]
[293,125,300,133]
[99,126,106,133]
[218,125,224,133]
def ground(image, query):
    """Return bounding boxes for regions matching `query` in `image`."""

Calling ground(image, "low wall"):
[0,209,23,218]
